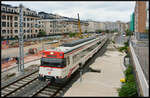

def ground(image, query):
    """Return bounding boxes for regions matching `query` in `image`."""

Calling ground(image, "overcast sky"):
[2,1,135,22]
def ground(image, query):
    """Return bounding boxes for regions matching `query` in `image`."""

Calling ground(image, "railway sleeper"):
[1,90,10,95]
[40,90,53,95]
[25,77,35,80]
[45,88,57,92]
[9,85,19,89]
[4,87,15,91]
[17,81,28,84]
[13,83,24,86]
[21,79,31,82]
[37,93,50,97]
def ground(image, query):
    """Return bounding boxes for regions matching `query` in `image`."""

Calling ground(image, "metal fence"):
[130,40,149,97]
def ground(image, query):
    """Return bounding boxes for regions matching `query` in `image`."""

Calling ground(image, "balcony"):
[1,10,19,15]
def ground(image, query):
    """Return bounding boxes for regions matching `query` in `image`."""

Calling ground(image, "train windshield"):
[40,57,66,68]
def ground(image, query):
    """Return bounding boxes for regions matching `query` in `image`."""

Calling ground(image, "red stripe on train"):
[40,66,66,69]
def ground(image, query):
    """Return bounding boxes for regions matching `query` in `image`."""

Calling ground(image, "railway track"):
[1,38,109,97]
[1,70,39,97]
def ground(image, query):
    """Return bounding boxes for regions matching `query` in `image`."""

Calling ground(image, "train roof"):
[62,36,96,47]
[45,36,96,53]
[45,34,106,54]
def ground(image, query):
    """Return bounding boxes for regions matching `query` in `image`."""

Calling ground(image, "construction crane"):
[77,13,82,38]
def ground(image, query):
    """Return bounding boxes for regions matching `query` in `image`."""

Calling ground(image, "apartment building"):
[130,12,135,32]
[99,22,106,31]
[1,4,40,39]
[38,12,89,35]
[125,22,130,31]
[134,1,146,33]
[87,21,102,32]
[104,21,119,32]
[146,1,149,30]
[87,21,95,32]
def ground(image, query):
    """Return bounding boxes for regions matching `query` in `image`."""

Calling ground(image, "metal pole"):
[18,4,24,73]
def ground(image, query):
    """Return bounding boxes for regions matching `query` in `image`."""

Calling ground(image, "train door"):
[64,56,70,77]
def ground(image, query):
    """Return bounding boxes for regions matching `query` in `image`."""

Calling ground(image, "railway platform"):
[63,43,126,97]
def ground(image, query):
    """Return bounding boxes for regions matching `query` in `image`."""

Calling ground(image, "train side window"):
[67,57,70,65]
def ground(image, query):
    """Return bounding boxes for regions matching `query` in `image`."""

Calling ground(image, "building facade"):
[134,1,147,33]
[38,12,89,35]
[130,13,135,32]
[146,1,149,30]
[1,4,40,39]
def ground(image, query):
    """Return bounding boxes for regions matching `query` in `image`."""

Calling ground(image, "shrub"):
[69,32,76,37]
[118,82,138,97]
[124,65,133,76]
[118,46,128,52]
[124,42,129,47]
[126,74,135,82]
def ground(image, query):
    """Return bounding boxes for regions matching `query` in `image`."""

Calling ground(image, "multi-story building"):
[99,22,106,31]
[125,22,130,31]
[146,1,149,30]
[38,12,89,35]
[87,21,96,32]
[104,21,119,32]
[130,12,135,32]
[1,4,40,39]
[134,1,146,33]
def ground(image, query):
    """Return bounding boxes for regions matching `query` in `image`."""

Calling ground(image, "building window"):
[23,11,25,15]
[27,30,30,33]
[35,24,38,28]
[2,8,6,11]
[24,30,26,33]
[7,30,9,34]
[7,16,9,20]
[14,22,18,27]
[2,30,6,34]
[2,15,6,20]
[35,30,37,33]
[11,30,13,34]
[10,16,12,20]
[31,30,32,33]
[8,9,10,12]
[15,30,18,33]
[2,22,6,27]
[27,23,30,27]
[24,23,26,27]
[24,18,26,21]
[7,22,9,27]
[27,18,29,21]
[14,16,18,21]
[10,23,12,27]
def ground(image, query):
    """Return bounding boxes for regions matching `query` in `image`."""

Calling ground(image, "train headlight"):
[50,52,54,55]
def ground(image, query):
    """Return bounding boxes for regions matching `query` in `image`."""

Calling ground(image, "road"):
[114,33,129,45]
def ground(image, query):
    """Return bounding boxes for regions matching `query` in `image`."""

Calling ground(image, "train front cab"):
[38,51,69,83]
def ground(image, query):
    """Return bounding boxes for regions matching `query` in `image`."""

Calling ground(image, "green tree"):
[85,30,88,33]
[105,30,109,33]
[96,29,103,33]
[125,29,133,36]
[145,29,149,33]
[38,30,46,37]
[69,32,76,37]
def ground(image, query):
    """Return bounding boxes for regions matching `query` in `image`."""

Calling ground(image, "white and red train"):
[38,34,107,83]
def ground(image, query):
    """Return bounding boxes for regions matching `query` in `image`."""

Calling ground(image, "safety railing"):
[129,41,149,97]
